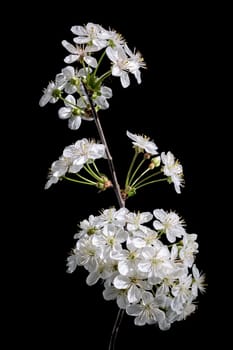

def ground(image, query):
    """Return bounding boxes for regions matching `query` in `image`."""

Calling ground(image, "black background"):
[11,2,221,349]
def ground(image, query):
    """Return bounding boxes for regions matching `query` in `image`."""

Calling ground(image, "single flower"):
[153,209,186,243]
[62,40,98,68]
[126,130,159,155]
[161,151,184,193]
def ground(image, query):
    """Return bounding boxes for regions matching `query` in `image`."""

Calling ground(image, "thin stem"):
[84,164,103,181]
[75,172,97,184]
[82,82,125,208]
[96,70,112,84]
[135,177,168,189]
[63,175,96,185]
[128,157,146,186]
[108,309,125,350]
[94,50,106,77]
[91,160,101,176]
[125,150,139,188]
[133,170,162,187]
[130,167,150,187]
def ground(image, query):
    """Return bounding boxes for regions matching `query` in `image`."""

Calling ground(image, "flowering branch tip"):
[40,21,205,349]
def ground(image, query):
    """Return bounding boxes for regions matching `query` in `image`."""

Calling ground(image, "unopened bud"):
[151,156,161,167]
[103,180,113,189]
[144,153,151,159]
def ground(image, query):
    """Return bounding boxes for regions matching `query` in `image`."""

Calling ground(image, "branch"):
[82,83,125,208]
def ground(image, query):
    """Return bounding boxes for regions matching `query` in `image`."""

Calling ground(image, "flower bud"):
[144,153,151,159]
[151,156,161,167]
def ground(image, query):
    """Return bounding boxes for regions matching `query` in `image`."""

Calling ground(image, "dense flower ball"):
[67,207,205,330]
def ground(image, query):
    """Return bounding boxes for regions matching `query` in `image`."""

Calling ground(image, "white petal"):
[65,84,77,94]
[103,287,118,301]
[84,56,98,68]
[55,73,66,87]
[140,212,153,223]
[71,25,86,36]
[112,65,122,77]
[86,271,100,286]
[61,40,77,54]
[69,163,83,173]
[192,264,199,279]
[142,291,154,304]
[95,96,109,109]
[39,94,50,107]
[68,116,81,130]
[157,246,170,259]
[106,46,117,63]
[153,221,164,230]
[131,237,145,249]
[64,55,78,64]
[113,275,129,289]
[134,70,142,84]
[120,72,130,88]
[66,255,78,273]
[63,146,75,158]
[158,319,171,331]
[126,304,141,316]
[118,261,130,276]
[138,262,151,273]
[135,314,147,326]
[154,309,165,323]
[62,65,75,79]
[127,285,141,303]
[76,97,87,108]
[117,295,128,309]
[141,247,154,259]
[101,86,112,98]
[44,176,59,189]
[65,94,76,106]
[153,209,167,221]
[58,107,71,119]
[171,245,178,259]
[166,231,176,243]
[73,37,89,44]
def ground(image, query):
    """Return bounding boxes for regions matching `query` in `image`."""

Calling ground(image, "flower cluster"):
[40,22,205,340]
[45,129,184,197]
[124,131,184,196]
[39,22,146,131]
[45,138,110,190]
[67,207,205,330]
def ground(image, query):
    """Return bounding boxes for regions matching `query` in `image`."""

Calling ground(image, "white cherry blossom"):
[113,273,145,304]
[161,151,184,193]
[72,22,108,51]
[126,291,166,328]
[103,285,128,309]
[126,130,159,154]
[124,44,146,84]
[153,209,186,243]
[192,264,206,296]
[62,40,98,68]
[39,75,65,107]
[106,46,130,88]
[126,211,153,231]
